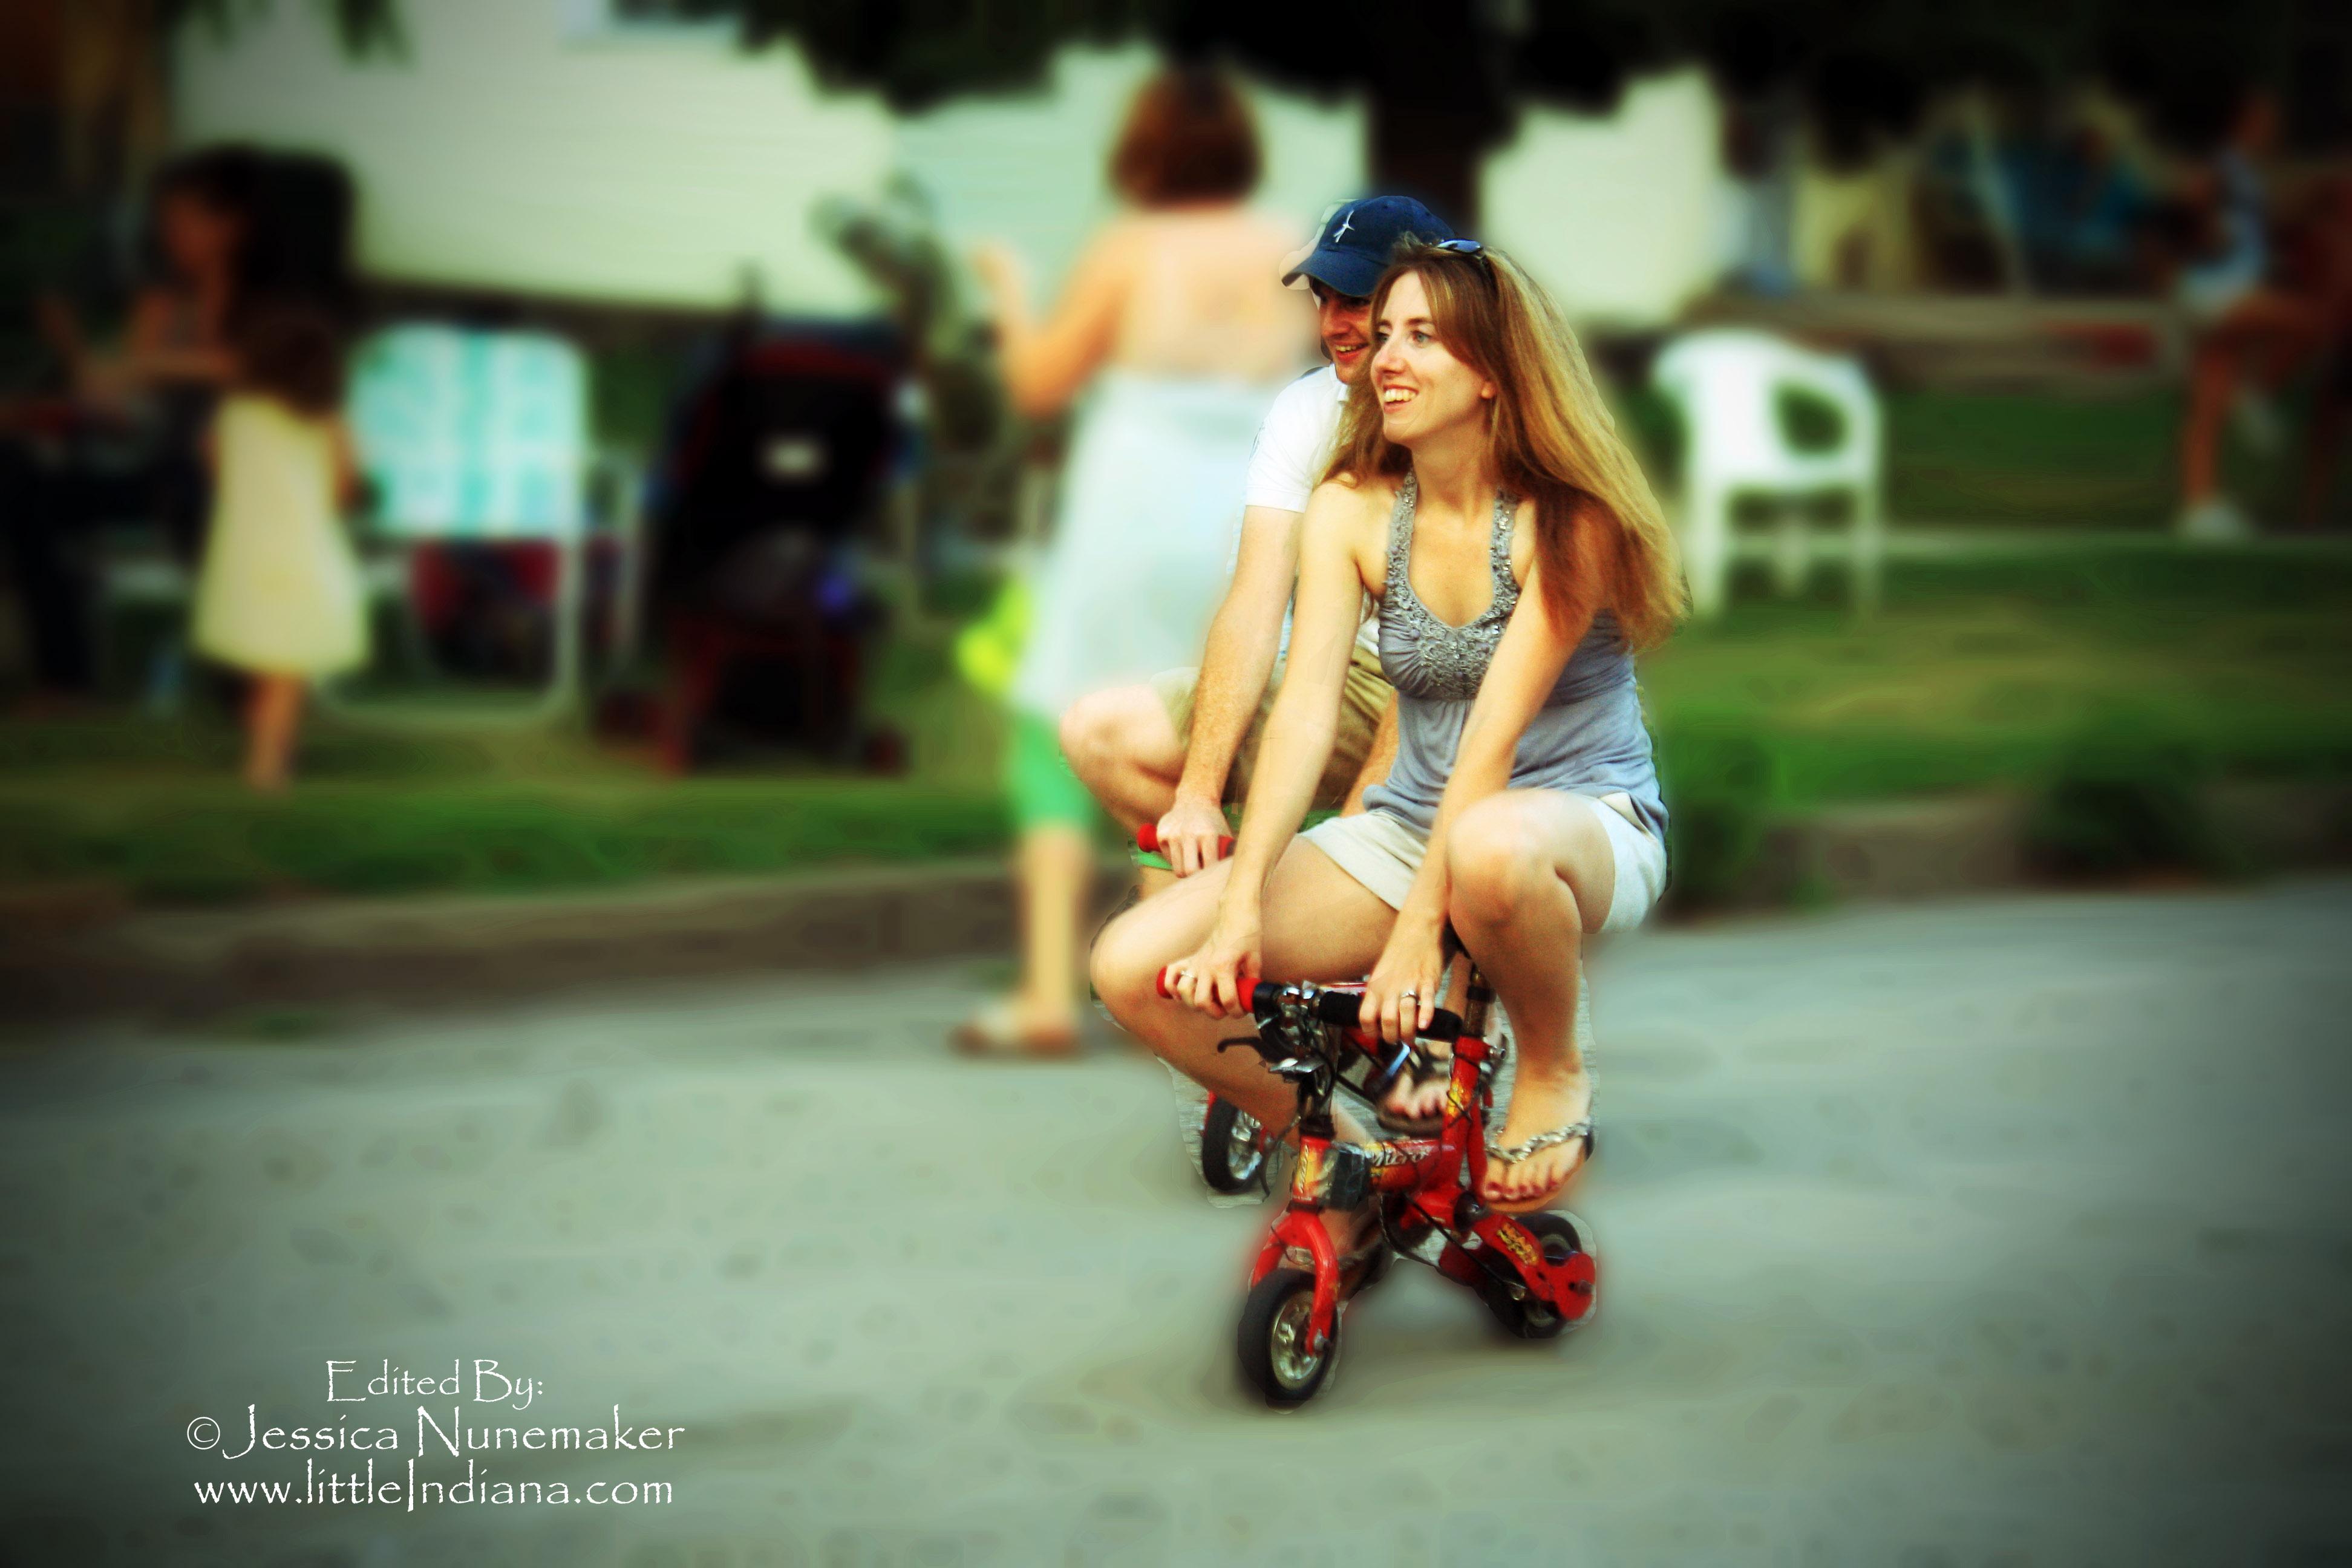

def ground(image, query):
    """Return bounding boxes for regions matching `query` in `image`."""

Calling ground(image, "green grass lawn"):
[0,638,1012,904]
[1615,385,2319,532]
[3,547,2348,906]
[1642,547,2352,803]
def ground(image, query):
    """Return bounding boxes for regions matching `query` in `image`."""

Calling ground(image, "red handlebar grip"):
[1135,825,1235,857]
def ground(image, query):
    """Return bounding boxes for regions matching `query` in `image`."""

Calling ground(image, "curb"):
[5,783,2348,1031]
[0,858,1037,1033]
[1743,780,2351,907]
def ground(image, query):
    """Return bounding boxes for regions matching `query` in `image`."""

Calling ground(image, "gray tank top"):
[1359,472,1668,845]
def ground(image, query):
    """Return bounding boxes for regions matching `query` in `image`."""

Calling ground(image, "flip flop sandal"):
[1377,1000,1515,1135]
[1372,1053,1450,1137]
[1483,1120,1596,1214]
[948,1004,1080,1059]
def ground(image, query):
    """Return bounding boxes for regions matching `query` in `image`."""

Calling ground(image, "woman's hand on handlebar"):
[1153,795,1231,878]
[1361,912,1446,1045]
[1166,899,1263,1020]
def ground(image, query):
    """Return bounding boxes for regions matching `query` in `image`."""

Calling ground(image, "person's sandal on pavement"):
[949,1000,1080,1059]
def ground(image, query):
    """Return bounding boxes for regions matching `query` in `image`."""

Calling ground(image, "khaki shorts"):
[1152,642,1391,811]
[1302,793,1667,932]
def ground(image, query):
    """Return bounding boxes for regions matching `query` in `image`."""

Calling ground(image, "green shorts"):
[1007,708,1096,832]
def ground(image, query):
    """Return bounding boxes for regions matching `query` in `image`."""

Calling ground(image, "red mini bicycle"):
[1154,961,1599,1406]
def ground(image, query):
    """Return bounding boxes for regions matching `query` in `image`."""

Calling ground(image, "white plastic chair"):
[333,324,638,725]
[1651,328,1884,618]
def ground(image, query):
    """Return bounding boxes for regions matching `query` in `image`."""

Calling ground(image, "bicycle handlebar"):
[1153,969,1462,1045]
[1135,823,1235,858]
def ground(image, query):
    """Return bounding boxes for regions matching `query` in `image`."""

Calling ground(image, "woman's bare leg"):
[2184,295,2325,511]
[1014,822,1090,1042]
[1096,842,1397,1249]
[2227,290,2325,390]
[244,674,305,792]
[2181,336,2236,506]
[1093,840,1394,1132]
[1444,790,1619,1208]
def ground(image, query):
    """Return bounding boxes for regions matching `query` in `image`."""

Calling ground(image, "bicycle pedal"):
[1380,1211,1450,1269]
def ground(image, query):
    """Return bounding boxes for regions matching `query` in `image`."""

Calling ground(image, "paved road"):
[4,880,2351,1567]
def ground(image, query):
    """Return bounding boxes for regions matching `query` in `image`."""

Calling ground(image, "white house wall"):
[1484,68,1727,328]
[174,5,1716,325]
[172,0,893,312]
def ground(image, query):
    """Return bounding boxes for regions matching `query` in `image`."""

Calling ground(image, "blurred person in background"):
[2024,94,2160,294]
[950,64,1312,1057]
[1094,240,1684,1227]
[189,302,365,791]
[43,145,257,557]
[2,146,256,701]
[1056,195,1457,890]
[59,147,255,440]
[2169,91,2328,540]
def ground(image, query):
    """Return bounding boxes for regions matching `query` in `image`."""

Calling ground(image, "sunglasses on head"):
[1433,238,1486,258]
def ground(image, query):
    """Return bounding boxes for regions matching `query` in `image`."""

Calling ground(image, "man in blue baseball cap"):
[1284,195,1461,319]
[1061,195,1454,886]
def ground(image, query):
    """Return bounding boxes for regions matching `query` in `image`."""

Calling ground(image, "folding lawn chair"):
[331,323,639,726]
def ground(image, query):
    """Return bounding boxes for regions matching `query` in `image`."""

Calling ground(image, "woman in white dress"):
[955,65,1312,1054]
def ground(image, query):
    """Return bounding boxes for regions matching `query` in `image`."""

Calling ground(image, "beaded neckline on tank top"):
[1380,471,1519,703]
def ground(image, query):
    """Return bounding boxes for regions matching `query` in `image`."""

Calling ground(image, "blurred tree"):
[676,0,2321,225]
[177,0,2325,220]
[161,0,405,59]
[673,0,1686,226]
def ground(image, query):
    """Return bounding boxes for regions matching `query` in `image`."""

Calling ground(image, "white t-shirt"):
[1244,364,1346,512]
[1241,365,1379,658]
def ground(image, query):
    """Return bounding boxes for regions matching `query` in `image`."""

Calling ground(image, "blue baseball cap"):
[1282,195,1457,299]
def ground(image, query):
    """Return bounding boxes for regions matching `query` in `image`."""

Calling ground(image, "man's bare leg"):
[1061,684,1187,897]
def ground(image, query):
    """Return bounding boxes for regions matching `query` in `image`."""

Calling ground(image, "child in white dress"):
[191,305,364,790]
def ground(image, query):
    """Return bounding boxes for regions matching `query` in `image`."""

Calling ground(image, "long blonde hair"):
[1324,241,1685,649]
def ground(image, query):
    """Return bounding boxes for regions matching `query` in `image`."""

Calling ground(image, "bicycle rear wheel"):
[1479,1210,1598,1340]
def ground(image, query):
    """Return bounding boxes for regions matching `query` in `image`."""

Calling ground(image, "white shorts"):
[2175,254,2262,325]
[1301,792,1667,933]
